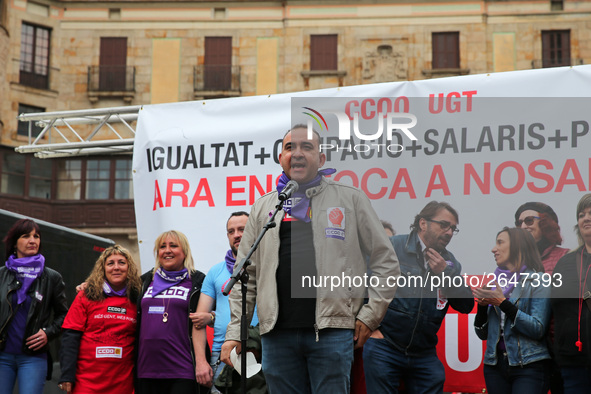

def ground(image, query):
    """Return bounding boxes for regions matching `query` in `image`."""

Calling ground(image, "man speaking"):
[221,125,400,393]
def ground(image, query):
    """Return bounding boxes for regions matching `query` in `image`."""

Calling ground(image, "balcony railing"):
[88,65,135,92]
[87,66,135,102]
[194,65,241,98]
[531,58,583,69]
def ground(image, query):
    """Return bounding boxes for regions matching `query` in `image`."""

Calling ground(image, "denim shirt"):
[379,231,474,355]
[474,268,551,367]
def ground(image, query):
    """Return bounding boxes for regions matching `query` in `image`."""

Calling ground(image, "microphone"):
[278,180,299,201]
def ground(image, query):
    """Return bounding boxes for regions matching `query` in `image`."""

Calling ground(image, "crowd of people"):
[0,125,590,394]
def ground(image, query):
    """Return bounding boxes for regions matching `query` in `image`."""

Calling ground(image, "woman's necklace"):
[162,296,172,323]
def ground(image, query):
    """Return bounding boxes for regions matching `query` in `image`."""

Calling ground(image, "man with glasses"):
[363,201,474,394]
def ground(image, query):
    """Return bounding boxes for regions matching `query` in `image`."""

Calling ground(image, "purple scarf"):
[276,169,336,222]
[5,254,45,304]
[493,265,527,298]
[151,268,188,297]
[103,281,127,297]
[225,249,235,274]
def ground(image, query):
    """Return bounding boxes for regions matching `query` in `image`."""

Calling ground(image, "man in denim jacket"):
[363,201,474,393]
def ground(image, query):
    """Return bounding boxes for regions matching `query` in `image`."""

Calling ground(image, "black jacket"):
[0,265,68,354]
[551,246,591,367]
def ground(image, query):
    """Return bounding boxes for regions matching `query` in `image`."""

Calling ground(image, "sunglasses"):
[426,218,459,235]
[515,216,540,227]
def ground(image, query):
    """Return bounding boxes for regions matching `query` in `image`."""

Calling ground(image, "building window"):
[20,23,50,89]
[432,32,459,69]
[56,158,132,200]
[99,37,128,91]
[29,158,52,199]
[1,0,8,29]
[115,159,133,199]
[542,30,570,68]
[551,0,564,11]
[204,37,232,90]
[1,153,26,196]
[56,160,82,200]
[17,104,45,137]
[310,34,338,71]
[86,159,111,200]
[0,148,52,199]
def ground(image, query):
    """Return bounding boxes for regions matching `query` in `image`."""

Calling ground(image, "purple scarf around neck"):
[276,169,336,222]
[103,281,127,297]
[225,249,236,274]
[493,265,527,298]
[151,267,188,297]
[5,254,45,304]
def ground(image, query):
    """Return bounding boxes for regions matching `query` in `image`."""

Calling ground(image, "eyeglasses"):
[426,218,459,235]
[515,216,540,227]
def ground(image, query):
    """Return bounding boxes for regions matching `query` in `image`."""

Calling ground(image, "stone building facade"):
[0,0,589,263]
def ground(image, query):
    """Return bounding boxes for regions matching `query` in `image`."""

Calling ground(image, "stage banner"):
[134,65,591,274]
[134,66,591,391]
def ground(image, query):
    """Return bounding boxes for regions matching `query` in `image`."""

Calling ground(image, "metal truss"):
[15,105,141,159]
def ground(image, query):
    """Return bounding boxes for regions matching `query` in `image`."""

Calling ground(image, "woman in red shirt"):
[58,245,142,394]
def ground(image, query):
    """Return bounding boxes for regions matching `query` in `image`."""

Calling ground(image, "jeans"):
[261,328,354,394]
[560,366,591,394]
[210,351,226,394]
[483,353,550,394]
[0,351,48,394]
[363,337,445,394]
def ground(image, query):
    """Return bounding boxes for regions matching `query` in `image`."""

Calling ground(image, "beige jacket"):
[226,177,400,340]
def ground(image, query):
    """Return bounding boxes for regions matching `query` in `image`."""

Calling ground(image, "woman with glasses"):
[551,193,591,393]
[473,227,551,394]
[514,202,569,275]
[515,203,570,393]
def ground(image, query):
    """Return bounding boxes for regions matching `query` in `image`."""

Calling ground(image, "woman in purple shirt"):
[136,230,207,394]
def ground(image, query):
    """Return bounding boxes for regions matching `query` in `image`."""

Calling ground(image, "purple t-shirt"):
[4,292,31,354]
[137,277,194,379]
[3,292,47,359]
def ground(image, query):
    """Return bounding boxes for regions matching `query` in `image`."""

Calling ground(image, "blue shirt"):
[202,261,258,352]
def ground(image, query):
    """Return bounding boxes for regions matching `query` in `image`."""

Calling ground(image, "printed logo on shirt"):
[148,306,165,314]
[325,207,345,240]
[221,278,232,296]
[144,285,190,300]
[282,197,301,222]
[107,306,127,315]
[96,346,123,359]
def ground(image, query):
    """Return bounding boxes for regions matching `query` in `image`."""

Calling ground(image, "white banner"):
[133,65,591,275]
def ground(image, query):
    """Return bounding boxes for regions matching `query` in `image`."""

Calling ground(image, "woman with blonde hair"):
[59,245,141,394]
[136,230,207,394]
